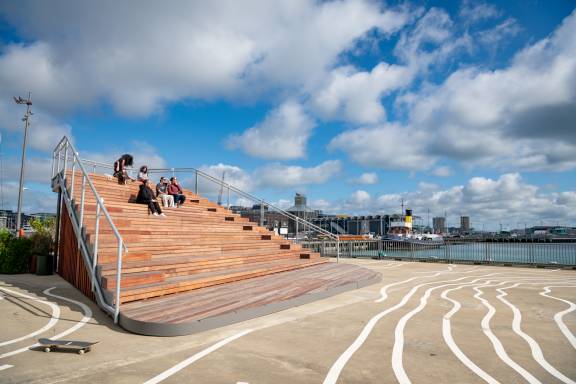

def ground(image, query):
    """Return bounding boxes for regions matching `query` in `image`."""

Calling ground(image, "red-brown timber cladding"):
[58,203,95,302]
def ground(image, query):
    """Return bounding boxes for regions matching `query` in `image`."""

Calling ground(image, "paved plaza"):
[1,259,575,383]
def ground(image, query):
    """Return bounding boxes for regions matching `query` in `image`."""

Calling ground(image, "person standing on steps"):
[136,179,165,217]
[168,176,186,208]
[113,154,135,184]
[156,177,175,208]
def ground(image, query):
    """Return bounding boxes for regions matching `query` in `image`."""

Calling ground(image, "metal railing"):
[52,137,127,323]
[306,239,576,266]
[146,167,340,260]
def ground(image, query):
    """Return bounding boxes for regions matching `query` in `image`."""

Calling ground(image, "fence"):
[300,240,576,267]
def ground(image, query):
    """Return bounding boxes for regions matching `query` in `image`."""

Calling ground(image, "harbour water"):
[302,240,576,266]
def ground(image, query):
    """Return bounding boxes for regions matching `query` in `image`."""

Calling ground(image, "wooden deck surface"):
[120,262,380,326]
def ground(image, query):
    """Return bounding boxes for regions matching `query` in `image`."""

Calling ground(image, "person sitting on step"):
[156,177,175,208]
[113,154,135,184]
[136,179,165,217]
[168,176,186,208]
[137,165,149,182]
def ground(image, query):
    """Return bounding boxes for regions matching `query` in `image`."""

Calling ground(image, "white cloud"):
[348,190,371,208]
[256,160,341,188]
[478,18,521,45]
[459,1,501,24]
[329,123,434,171]
[197,163,253,193]
[432,166,452,177]
[301,173,575,229]
[311,63,413,124]
[227,101,315,160]
[0,0,409,118]
[350,172,379,185]
[333,10,576,172]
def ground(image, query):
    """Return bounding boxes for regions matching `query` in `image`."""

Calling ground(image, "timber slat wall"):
[58,203,95,302]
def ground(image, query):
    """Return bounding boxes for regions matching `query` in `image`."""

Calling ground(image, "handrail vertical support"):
[260,200,264,227]
[337,237,340,262]
[227,185,230,209]
[195,171,198,194]
[79,174,86,227]
[92,201,101,293]
[70,156,77,200]
[114,239,123,324]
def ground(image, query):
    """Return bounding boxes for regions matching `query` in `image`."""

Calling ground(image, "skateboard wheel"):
[78,349,85,355]
[44,347,51,353]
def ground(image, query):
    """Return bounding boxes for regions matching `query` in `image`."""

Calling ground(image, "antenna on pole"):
[217,171,226,206]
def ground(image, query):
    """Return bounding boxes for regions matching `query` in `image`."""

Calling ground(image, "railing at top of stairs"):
[52,136,127,323]
[147,167,340,260]
[72,160,341,261]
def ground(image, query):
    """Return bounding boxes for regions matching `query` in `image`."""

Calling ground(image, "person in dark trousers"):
[168,176,186,207]
[136,179,165,217]
[113,154,135,184]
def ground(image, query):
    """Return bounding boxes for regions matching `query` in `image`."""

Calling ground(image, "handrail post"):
[114,239,123,324]
[79,174,86,228]
[92,201,102,293]
[336,237,340,262]
[296,218,299,240]
[227,185,230,209]
[62,143,69,183]
[51,151,57,180]
[195,170,198,194]
[260,200,264,227]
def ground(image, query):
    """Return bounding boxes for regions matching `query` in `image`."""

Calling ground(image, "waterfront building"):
[433,216,446,234]
[460,216,470,234]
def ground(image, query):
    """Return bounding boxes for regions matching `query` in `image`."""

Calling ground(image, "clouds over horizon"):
[332,9,576,173]
[316,173,576,229]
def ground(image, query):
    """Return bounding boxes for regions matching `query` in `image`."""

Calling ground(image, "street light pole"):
[14,92,33,235]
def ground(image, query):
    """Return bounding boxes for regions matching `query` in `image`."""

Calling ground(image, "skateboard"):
[38,338,99,354]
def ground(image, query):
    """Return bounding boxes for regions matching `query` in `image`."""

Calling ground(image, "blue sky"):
[0,0,575,230]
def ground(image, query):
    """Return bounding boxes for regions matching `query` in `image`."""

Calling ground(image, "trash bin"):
[36,254,53,276]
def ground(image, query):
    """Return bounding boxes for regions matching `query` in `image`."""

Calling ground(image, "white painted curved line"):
[392,276,564,384]
[324,270,570,384]
[143,329,253,384]
[441,281,504,384]
[323,270,501,384]
[497,283,576,384]
[474,284,541,384]
[392,275,515,384]
[0,288,92,359]
[540,286,576,350]
[0,287,61,348]
[0,364,13,371]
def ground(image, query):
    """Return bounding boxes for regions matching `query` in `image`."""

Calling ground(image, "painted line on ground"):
[0,288,92,360]
[326,269,567,384]
[0,286,61,348]
[439,277,574,384]
[540,286,576,350]
[323,267,498,384]
[0,364,13,371]
[474,283,541,384]
[497,283,576,384]
[143,329,253,384]
[441,280,505,384]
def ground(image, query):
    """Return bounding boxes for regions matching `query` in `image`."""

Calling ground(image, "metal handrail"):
[148,167,340,242]
[52,136,127,323]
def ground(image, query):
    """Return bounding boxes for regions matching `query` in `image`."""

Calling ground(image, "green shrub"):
[0,236,32,274]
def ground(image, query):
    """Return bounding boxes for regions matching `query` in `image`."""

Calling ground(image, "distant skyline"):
[0,1,575,230]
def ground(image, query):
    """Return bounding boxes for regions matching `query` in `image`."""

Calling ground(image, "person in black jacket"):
[113,154,135,184]
[136,179,165,217]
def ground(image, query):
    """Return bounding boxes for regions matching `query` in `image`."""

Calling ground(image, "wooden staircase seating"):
[65,172,327,304]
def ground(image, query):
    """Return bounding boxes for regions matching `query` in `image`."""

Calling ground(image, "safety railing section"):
[146,167,340,259]
[306,239,576,266]
[52,137,127,323]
